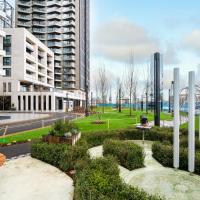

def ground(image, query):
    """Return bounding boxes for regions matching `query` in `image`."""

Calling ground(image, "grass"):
[181,116,199,130]
[0,127,50,144]
[75,108,172,132]
[0,108,172,144]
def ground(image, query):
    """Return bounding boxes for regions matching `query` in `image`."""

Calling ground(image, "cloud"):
[92,19,160,63]
[163,43,179,65]
[183,30,200,54]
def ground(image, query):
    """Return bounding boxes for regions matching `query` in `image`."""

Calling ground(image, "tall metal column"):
[188,71,195,173]
[154,52,161,126]
[173,68,180,169]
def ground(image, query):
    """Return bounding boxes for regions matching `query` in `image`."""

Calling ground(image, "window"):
[8,82,11,92]
[3,35,11,55]
[3,68,11,77]
[3,57,11,66]
[3,82,6,92]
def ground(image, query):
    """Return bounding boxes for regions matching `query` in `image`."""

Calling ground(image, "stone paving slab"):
[88,140,200,200]
[0,156,74,200]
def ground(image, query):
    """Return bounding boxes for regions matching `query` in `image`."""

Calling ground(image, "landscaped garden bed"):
[103,139,144,170]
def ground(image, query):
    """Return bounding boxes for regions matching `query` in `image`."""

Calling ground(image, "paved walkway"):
[0,156,74,200]
[88,140,200,200]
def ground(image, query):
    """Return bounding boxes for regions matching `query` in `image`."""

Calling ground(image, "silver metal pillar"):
[173,68,180,169]
[188,71,195,173]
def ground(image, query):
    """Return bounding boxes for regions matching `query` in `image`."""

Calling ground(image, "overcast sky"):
[90,0,200,99]
[9,0,200,99]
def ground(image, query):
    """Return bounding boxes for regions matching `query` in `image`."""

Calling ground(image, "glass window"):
[8,82,11,92]
[3,57,11,66]
[3,68,11,77]
[3,82,6,92]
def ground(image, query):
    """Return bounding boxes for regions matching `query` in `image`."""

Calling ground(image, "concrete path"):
[0,156,74,200]
[88,140,200,200]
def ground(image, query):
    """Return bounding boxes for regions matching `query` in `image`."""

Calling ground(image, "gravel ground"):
[0,156,74,200]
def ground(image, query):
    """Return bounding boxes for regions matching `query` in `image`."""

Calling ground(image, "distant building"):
[0,28,85,111]
[0,0,14,76]
[15,0,90,100]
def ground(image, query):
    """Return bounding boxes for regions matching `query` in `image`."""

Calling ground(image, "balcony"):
[18,1,31,7]
[48,34,62,40]
[32,14,45,20]
[48,21,61,27]
[47,0,61,7]
[32,28,46,33]
[33,21,46,27]
[32,1,46,7]
[26,42,34,52]
[47,14,61,20]
[62,20,75,27]
[55,69,62,74]
[63,34,75,41]
[47,27,61,33]
[26,63,36,71]
[17,21,31,28]
[54,55,62,61]
[33,7,45,13]
[26,74,36,81]
[18,7,31,13]
[52,48,62,54]
[64,62,75,68]
[26,53,36,62]
[63,41,75,47]
[64,83,75,89]
[64,69,75,74]
[62,7,75,13]
[18,14,31,21]
[48,41,62,47]
[63,48,75,54]
[63,55,75,61]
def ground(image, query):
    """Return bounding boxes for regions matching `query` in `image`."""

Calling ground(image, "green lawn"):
[0,108,172,144]
[0,127,50,144]
[75,108,172,132]
[181,116,199,130]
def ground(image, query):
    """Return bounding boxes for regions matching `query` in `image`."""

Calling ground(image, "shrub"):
[49,120,79,137]
[82,130,121,147]
[74,156,163,200]
[152,142,173,167]
[152,142,200,175]
[31,142,67,168]
[59,141,89,171]
[103,140,144,170]
[31,140,88,171]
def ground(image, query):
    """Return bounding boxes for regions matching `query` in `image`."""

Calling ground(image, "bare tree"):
[143,64,151,114]
[124,51,135,116]
[116,77,123,112]
[97,66,109,113]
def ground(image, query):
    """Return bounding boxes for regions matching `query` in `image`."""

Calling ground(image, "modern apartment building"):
[0,28,72,111]
[15,0,90,103]
[0,0,14,76]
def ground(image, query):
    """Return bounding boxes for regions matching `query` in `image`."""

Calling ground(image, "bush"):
[103,140,144,170]
[31,140,88,171]
[59,141,89,171]
[49,120,79,137]
[74,156,163,200]
[31,142,67,168]
[152,142,200,175]
[82,130,121,147]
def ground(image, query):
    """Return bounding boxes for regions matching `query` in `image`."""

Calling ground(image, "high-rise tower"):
[15,0,90,96]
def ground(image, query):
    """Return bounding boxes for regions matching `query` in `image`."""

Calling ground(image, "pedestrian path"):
[88,140,200,200]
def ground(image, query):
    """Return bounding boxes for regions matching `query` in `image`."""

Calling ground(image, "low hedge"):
[74,156,163,200]
[81,127,173,148]
[152,142,200,175]
[31,140,89,172]
[103,140,144,170]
